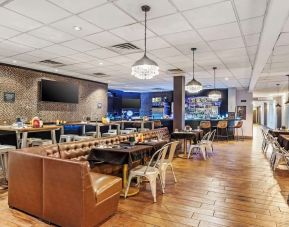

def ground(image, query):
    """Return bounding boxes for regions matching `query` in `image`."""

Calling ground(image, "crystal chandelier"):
[131,5,159,80]
[208,67,222,101]
[185,48,202,93]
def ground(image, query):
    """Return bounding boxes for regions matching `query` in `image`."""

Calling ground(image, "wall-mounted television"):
[41,79,79,104]
[122,98,140,109]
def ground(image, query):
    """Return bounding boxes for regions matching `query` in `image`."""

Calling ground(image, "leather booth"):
[8,127,170,227]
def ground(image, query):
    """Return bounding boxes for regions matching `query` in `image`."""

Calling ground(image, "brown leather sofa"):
[8,127,170,227]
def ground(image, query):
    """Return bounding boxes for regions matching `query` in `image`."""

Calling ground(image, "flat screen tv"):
[41,79,79,103]
[122,98,140,109]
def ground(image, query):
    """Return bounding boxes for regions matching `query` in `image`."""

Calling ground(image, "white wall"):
[228,87,237,112]
[236,89,253,137]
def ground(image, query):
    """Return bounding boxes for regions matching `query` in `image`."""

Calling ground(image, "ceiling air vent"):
[92,73,109,78]
[39,60,65,67]
[110,42,141,54]
[167,68,184,74]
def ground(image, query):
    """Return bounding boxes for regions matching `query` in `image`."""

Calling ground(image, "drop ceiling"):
[0,0,272,92]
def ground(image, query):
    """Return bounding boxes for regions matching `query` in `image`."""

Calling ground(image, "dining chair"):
[157,141,179,188]
[270,141,289,171]
[187,131,211,160]
[124,145,169,202]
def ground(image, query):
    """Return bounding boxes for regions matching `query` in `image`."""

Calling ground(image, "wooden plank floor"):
[1,125,289,227]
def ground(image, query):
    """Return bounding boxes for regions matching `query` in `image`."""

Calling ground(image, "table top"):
[91,144,152,154]
[0,125,62,132]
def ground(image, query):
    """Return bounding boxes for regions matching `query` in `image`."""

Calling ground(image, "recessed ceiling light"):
[54,69,58,72]
[225,77,229,81]
[73,26,82,31]
[99,62,103,65]
[12,60,17,63]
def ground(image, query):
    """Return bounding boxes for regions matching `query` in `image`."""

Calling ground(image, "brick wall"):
[0,65,107,124]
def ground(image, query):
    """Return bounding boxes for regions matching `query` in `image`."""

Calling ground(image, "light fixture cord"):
[214,68,216,89]
[144,9,147,56]
[192,49,195,79]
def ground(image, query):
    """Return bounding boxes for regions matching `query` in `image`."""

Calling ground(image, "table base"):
[120,187,139,197]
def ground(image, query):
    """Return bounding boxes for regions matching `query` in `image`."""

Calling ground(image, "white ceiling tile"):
[148,13,191,35]
[198,22,241,41]
[51,16,102,37]
[61,39,100,52]
[0,8,41,32]
[0,25,20,39]
[42,44,78,56]
[48,0,106,14]
[274,45,289,56]
[79,4,136,30]
[171,0,224,11]
[132,37,170,50]
[86,48,119,58]
[28,26,75,43]
[0,40,34,57]
[84,31,125,47]
[12,53,41,63]
[209,37,245,50]
[10,34,53,48]
[150,47,182,58]
[27,49,61,60]
[110,23,155,41]
[183,1,236,29]
[240,17,264,35]
[50,56,79,65]
[216,48,247,58]
[244,33,260,46]
[115,0,176,20]
[105,55,133,64]
[68,53,98,62]
[176,42,211,55]
[162,30,202,45]
[234,0,267,20]
[282,18,289,32]
[5,0,71,23]
[276,33,289,46]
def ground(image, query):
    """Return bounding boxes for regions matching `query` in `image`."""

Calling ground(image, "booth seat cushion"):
[90,163,122,175]
[89,172,122,203]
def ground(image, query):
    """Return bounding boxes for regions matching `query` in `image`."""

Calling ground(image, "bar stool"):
[216,120,228,142]
[59,134,75,143]
[0,145,16,184]
[200,121,211,134]
[233,121,244,141]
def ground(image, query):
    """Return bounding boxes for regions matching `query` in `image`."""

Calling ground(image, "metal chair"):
[187,131,211,160]
[125,145,169,202]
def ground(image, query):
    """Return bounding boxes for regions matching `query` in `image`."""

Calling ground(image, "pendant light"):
[208,67,222,101]
[185,48,203,93]
[131,5,159,80]
[285,75,289,104]
[276,83,281,108]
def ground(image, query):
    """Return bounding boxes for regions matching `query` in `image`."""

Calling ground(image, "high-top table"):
[0,125,62,148]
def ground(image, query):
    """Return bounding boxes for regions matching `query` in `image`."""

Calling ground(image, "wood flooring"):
[0,125,289,227]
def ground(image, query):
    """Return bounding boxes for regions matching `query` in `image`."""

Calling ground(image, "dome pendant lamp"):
[276,83,281,108]
[131,5,159,80]
[185,48,203,93]
[208,67,222,101]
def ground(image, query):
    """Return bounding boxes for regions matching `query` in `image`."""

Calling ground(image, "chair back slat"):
[167,141,179,163]
[145,145,169,174]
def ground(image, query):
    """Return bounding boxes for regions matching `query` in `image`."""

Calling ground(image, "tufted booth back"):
[19,127,170,161]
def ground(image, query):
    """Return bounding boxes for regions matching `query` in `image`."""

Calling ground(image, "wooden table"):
[171,130,204,158]
[117,120,155,131]
[0,125,62,148]
[88,144,153,197]
[278,134,289,150]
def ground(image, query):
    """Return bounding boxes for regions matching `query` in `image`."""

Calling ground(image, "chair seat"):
[131,165,159,175]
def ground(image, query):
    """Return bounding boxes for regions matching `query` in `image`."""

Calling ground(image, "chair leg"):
[158,173,165,193]
[169,163,177,183]
[148,176,157,203]
[241,128,244,141]
[187,146,192,159]
[200,145,206,160]
[124,174,133,199]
